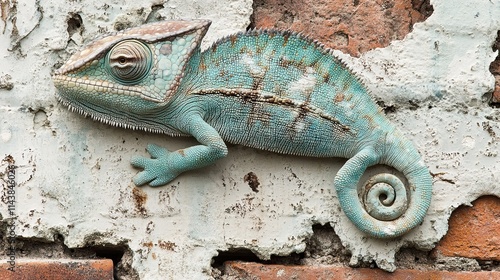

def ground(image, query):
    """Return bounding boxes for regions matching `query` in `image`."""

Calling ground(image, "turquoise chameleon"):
[52,20,432,238]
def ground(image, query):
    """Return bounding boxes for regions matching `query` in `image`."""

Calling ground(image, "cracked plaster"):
[0,0,499,278]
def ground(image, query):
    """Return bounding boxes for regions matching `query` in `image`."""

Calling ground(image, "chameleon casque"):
[53,20,432,238]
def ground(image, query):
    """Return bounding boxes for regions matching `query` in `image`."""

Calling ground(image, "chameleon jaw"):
[55,93,169,134]
[53,74,167,133]
[52,74,143,98]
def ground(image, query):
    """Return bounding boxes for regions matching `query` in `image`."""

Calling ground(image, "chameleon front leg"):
[131,115,228,187]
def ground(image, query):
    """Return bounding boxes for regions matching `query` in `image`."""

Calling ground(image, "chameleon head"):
[53,19,211,129]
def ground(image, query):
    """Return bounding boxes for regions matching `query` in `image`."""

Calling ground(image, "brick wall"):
[253,0,500,103]
[221,196,500,278]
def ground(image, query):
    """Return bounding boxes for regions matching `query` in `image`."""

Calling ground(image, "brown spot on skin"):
[158,240,177,251]
[297,57,307,68]
[244,172,260,193]
[199,60,207,71]
[323,72,330,84]
[335,93,345,102]
[230,34,237,47]
[159,44,172,55]
[278,57,290,68]
[278,56,308,72]
[132,187,147,215]
[252,76,264,91]
[310,58,321,70]
[282,32,290,46]
[239,46,249,54]
[142,241,153,248]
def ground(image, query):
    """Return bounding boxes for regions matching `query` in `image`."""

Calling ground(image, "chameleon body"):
[53,20,432,238]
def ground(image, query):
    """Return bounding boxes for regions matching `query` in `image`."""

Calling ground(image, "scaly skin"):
[53,20,432,238]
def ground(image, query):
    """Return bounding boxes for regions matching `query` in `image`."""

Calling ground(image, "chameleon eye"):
[106,40,152,85]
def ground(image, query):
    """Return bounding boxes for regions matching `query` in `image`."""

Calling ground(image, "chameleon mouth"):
[55,93,158,131]
[53,79,166,133]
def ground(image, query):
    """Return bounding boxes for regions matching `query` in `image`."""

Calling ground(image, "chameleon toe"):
[146,143,169,158]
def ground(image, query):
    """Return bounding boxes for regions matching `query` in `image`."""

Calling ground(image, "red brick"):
[434,196,500,261]
[0,259,113,280]
[224,261,500,280]
[253,0,433,57]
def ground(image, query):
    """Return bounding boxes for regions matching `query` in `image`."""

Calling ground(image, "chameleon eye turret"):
[106,40,153,85]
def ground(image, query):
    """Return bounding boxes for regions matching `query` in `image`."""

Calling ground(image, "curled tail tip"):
[335,144,432,239]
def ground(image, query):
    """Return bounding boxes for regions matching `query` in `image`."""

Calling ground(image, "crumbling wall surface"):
[0,0,499,279]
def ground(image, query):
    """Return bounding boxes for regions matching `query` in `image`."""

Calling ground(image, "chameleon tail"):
[333,132,432,238]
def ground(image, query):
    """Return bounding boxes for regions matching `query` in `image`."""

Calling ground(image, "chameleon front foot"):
[131,144,181,187]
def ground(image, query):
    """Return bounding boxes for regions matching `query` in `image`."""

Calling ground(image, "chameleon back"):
[181,30,389,157]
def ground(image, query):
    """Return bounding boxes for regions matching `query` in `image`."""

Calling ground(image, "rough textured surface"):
[223,261,500,280]
[252,0,434,57]
[433,196,500,261]
[0,259,113,280]
[0,0,499,279]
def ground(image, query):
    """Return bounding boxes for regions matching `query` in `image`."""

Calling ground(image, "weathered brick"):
[224,261,500,279]
[434,195,500,261]
[0,259,113,280]
[252,0,433,57]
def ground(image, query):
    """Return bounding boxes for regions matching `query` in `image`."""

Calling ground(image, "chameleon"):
[52,19,432,238]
